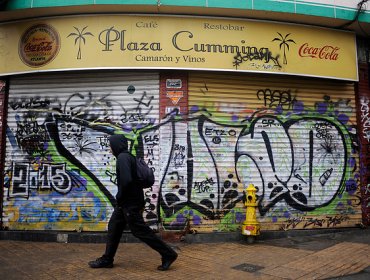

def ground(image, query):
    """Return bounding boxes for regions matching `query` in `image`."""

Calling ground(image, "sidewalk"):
[0,229,369,280]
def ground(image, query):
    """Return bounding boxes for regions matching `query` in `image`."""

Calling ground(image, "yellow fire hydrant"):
[242,184,260,243]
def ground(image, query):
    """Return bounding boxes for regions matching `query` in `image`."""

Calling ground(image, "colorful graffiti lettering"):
[3,79,360,232]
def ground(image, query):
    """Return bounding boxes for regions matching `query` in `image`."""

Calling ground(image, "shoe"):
[88,257,114,268]
[157,253,178,271]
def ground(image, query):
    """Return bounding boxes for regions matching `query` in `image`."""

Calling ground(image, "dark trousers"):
[103,206,177,261]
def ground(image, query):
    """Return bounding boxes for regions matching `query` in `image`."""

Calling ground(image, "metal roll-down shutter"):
[3,71,160,231]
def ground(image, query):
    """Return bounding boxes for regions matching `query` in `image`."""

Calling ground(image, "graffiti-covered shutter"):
[357,63,370,226]
[157,73,189,231]
[188,72,361,232]
[3,71,160,231]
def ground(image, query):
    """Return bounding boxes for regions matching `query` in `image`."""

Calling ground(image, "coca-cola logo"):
[19,24,60,67]
[298,43,339,60]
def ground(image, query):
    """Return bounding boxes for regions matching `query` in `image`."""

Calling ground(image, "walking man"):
[88,134,178,270]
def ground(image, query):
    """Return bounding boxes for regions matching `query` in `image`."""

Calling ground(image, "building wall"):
[357,63,370,227]
[1,0,368,232]
[4,0,370,23]
[2,70,363,232]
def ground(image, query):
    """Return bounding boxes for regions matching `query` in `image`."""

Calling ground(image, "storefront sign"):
[160,73,187,118]
[166,91,184,105]
[0,15,357,80]
[166,79,182,89]
[18,24,60,67]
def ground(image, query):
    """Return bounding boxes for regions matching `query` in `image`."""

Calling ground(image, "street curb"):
[184,227,368,243]
[0,230,139,243]
[0,227,367,243]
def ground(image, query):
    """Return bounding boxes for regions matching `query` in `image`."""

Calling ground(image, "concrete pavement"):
[0,228,369,280]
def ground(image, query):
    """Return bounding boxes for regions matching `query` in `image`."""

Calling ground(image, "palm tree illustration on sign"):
[67,26,94,59]
[272,33,296,65]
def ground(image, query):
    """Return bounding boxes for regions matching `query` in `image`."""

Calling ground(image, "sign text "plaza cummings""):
[98,27,275,57]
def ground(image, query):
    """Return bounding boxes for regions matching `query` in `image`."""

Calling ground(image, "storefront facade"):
[0,3,369,234]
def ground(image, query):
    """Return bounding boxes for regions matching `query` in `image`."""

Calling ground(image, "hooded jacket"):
[109,134,144,208]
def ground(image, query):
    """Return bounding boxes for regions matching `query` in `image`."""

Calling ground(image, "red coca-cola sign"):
[18,24,60,67]
[298,43,339,60]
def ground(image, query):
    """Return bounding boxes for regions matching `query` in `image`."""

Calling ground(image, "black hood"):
[109,134,128,157]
